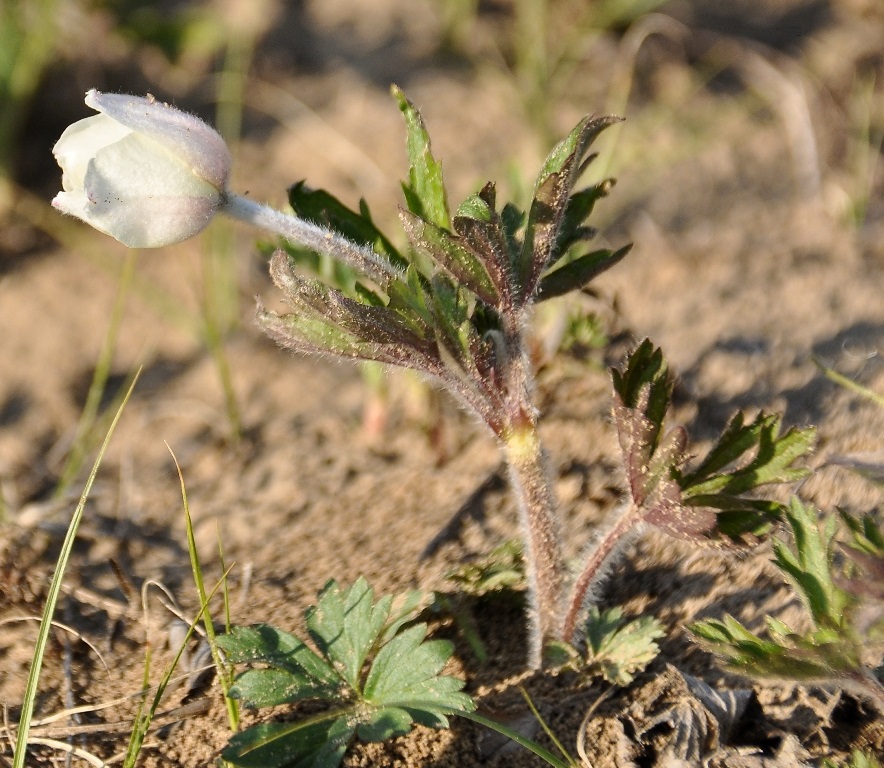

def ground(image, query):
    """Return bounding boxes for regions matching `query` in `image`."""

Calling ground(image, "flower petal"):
[83,195,221,248]
[68,132,222,247]
[87,131,220,201]
[85,89,230,191]
[52,114,131,192]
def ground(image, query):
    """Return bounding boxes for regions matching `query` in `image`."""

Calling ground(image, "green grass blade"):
[168,444,240,730]
[13,370,141,768]
[458,711,574,768]
[519,687,578,767]
[123,567,235,768]
[54,251,137,497]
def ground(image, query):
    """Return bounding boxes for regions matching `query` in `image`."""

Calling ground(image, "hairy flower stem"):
[222,193,401,288]
[561,504,643,643]
[502,424,564,668]
[496,317,565,668]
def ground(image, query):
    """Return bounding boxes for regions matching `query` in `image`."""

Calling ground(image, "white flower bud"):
[52,90,231,248]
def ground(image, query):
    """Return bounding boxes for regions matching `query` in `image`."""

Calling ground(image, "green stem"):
[54,250,136,497]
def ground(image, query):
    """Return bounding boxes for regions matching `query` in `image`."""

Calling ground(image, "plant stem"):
[561,503,642,642]
[222,192,401,288]
[496,317,564,667]
[502,425,564,667]
[201,247,243,442]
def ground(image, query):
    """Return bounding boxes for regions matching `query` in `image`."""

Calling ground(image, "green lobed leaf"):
[228,668,343,709]
[392,85,450,229]
[516,115,621,304]
[680,417,816,498]
[221,714,354,768]
[553,607,664,686]
[774,499,851,630]
[221,578,474,768]
[356,707,414,742]
[306,577,391,693]
[377,589,434,647]
[536,244,631,302]
[690,614,856,682]
[583,607,665,686]
[216,624,337,687]
[363,623,474,720]
[840,509,884,557]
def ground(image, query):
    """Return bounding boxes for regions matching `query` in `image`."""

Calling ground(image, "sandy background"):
[1,0,883,765]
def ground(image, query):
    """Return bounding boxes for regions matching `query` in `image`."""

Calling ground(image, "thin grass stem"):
[167,443,239,730]
[459,710,573,768]
[55,251,137,497]
[13,371,140,768]
[200,249,243,441]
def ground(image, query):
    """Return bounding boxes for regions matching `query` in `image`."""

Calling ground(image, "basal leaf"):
[378,589,434,646]
[216,624,337,686]
[356,707,414,742]
[560,606,664,686]
[306,577,391,692]
[363,623,474,718]
[611,342,814,547]
[392,85,450,229]
[221,714,354,768]
[221,579,474,768]
[774,499,850,629]
[228,667,343,708]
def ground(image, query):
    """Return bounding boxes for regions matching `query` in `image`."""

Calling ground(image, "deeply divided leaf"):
[392,85,450,229]
[399,208,500,306]
[537,244,631,302]
[306,577,391,692]
[516,115,621,304]
[775,499,850,629]
[220,578,474,768]
[552,606,664,686]
[612,341,814,546]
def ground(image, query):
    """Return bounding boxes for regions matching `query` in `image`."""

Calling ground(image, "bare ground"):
[1,0,883,765]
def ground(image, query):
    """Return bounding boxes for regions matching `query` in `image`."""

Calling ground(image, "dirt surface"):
[1,0,883,765]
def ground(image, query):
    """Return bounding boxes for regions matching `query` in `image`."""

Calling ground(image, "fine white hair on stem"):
[565,503,644,642]
[223,192,404,288]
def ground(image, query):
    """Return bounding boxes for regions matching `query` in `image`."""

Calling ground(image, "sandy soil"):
[1,0,883,765]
